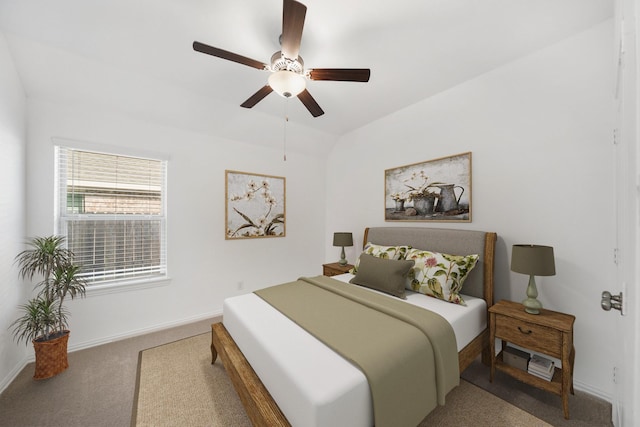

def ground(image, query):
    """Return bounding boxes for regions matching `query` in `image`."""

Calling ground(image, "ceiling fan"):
[193,0,370,117]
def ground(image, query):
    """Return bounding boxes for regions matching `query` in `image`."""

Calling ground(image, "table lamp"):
[333,232,353,266]
[510,244,556,315]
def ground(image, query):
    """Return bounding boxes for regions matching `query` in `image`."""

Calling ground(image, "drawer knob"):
[517,326,532,334]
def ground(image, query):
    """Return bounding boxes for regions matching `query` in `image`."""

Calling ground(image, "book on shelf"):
[529,360,554,374]
[528,354,554,380]
[529,354,553,371]
[528,368,554,381]
[527,364,555,375]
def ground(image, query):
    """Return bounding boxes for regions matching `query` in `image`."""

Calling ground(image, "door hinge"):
[613,248,618,265]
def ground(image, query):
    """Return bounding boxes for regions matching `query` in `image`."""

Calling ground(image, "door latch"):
[601,291,623,313]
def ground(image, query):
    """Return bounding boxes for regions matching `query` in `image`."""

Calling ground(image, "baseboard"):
[67,309,223,353]
[573,378,613,404]
[0,356,29,395]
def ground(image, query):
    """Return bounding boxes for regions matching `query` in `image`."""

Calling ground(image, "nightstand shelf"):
[489,299,575,419]
[322,262,354,277]
[494,351,562,394]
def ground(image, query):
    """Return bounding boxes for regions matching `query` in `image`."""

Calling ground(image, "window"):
[56,146,167,287]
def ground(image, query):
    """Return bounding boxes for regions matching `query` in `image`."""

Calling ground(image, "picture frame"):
[225,170,286,239]
[385,152,472,222]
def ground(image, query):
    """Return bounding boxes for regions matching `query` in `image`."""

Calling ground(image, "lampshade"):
[268,70,306,98]
[333,232,353,247]
[511,245,556,276]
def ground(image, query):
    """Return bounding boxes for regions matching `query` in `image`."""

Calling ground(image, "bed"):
[211,226,497,427]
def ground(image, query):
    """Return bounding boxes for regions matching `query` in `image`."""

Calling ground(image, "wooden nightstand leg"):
[489,314,496,383]
[211,324,218,364]
[570,345,575,395]
[562,357,570,419]
[562,342,573,419]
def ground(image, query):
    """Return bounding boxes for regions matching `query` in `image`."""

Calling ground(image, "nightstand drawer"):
[495,314,562,357]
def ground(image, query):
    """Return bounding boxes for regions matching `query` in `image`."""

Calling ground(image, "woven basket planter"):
[32,331,70,380]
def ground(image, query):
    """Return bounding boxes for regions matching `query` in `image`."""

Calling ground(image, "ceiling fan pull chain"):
[283,99,289,161]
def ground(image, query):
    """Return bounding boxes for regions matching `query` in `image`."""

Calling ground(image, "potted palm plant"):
[10,236,86,379]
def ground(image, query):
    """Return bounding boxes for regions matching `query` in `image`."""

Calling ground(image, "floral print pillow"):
[405,249,479,305]
[349,243,412,274]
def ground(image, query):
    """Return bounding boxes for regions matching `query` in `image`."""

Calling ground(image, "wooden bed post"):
[211,323,291,426]
[481,232,497,366]
[211,330,218,364]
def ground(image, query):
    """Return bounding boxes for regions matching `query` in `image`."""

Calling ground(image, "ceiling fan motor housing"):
[270,51,304,74]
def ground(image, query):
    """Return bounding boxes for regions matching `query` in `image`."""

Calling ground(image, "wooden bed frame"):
[211,227,497,427]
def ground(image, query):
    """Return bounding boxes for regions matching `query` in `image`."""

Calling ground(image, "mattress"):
[222,273,487,427]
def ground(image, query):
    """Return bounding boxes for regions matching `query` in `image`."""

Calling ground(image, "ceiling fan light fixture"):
[268,70,306,98]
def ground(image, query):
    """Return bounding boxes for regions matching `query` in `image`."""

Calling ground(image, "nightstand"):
[489,299,575,419]
[322,262,354,277]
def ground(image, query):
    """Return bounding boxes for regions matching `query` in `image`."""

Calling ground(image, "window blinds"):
[56,147,167,285]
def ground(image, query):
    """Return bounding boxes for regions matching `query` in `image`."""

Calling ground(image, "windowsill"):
[84,276,172,297]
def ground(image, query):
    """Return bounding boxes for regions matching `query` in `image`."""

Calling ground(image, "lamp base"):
[338,246,347,266]
[522,298,542,315]
[522,274,542,315]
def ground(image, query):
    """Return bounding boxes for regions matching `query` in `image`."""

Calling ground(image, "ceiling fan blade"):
[309,68,371,82]
[193,41,267,70]
[240,85,274,108]
[297,89,324,117]
[281,0,307,60]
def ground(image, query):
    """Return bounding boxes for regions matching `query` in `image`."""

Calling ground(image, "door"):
[612,1,638,425]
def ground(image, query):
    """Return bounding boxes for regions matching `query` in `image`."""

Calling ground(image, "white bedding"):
[223,273,487,427]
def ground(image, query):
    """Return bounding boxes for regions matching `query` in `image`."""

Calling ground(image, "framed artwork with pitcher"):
[384,152,471,222]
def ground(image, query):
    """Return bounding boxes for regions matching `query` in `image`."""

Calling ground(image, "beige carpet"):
[132,333,552,427]
[132,333,251,427]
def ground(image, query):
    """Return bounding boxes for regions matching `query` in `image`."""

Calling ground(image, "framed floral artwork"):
[225,170,286,239]
[385,152,472,222]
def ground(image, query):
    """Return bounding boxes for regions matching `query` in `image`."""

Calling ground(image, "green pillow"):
[349,254,415,299]
[349,242,411,274]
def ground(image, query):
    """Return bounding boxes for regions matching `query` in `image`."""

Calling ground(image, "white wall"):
[23,98,329,349]
[326,21,616,399]
[0,32,27,390]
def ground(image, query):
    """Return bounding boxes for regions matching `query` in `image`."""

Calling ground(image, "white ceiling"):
[0,0,612,138]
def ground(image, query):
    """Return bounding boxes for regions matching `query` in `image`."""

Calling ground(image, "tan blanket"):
[255,275,459,427]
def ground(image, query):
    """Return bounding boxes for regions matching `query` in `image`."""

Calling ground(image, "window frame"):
[54,144,169,293]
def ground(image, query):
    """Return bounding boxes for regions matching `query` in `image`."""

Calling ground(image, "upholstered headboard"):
[363,227,497,305]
